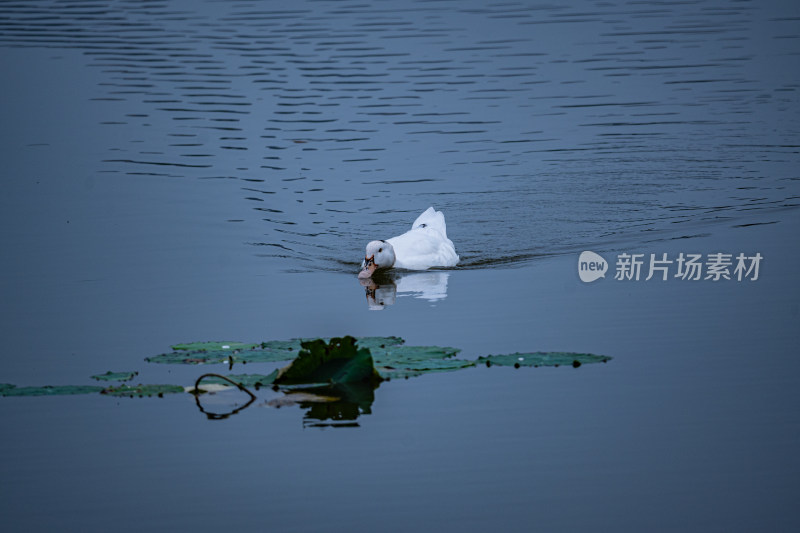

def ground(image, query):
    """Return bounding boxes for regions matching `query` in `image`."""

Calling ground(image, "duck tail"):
[412,206,448,237]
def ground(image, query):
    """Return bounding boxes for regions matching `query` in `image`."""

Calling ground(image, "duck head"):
[358,240,396,279]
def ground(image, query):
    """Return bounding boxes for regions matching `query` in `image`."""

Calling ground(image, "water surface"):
[1,1,799,532]
[1,0,798,271]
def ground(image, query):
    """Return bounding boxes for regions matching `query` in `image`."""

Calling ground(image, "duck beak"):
[358,255,377,279]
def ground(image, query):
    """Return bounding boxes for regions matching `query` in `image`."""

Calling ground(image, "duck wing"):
[388,226,458,270]
[410,206,449,239]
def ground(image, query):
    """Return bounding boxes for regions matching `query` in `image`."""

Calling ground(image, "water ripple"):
[1,0,798,271]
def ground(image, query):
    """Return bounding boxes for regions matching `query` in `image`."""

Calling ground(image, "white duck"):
[358,207,459,279]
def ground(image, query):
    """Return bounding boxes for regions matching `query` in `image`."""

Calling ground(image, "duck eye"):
[378,248,383,253]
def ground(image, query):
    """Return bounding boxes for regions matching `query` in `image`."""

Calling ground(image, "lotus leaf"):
[478,352,612,368]
[146,336,404,365]
[198,373,278,388]
[370,344,472,379]
[274,337,382,385]
[1,338,613,410]
[171,341,262,352]
[377,358,476,380]
[91,371,138,382]
[146,345,284,365]
[101,384,185,397]
[0,384,105,397]
[372,344,460,361]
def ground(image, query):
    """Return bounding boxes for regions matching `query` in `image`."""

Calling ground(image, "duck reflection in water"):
[359,270,451,310]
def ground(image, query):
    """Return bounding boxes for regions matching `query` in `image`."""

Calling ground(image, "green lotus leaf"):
[372,344,460,362]
[0,384,104,397]
[171,341,262,352]
[101,384,185,397]
[91,371,138,382]
[263,336,402,351]
[368,344,470,379]
[256,336,403,363]
[197,373,278,388]
[147,336,405,365]
[349,336,405,351]
[477,352,612,368]
[274,337,382,386]
[145,346,286,365]
[2,339,614,409]
[377,357,476,380]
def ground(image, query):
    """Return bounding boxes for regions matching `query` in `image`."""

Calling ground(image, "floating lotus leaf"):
[377,358,476,380]
[274,337,382,386]
[198,373,278,388]
[259,339,305,353]
[145,345,286,365]
[478,352,612,368]
[146,336,405,365]
[349,336,404,351]
[91,371,138,382]
[369,344,472,379]
[372,344,460,361]
[255,336,403,363]
[171,341,261,352]
[263,336,403,352]
[101,384,185,397]
[2,339,614,414]
[0,384,104,397]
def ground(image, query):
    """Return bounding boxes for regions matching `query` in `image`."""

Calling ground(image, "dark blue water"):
[1,0,798,271]
[1,1,799,531]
